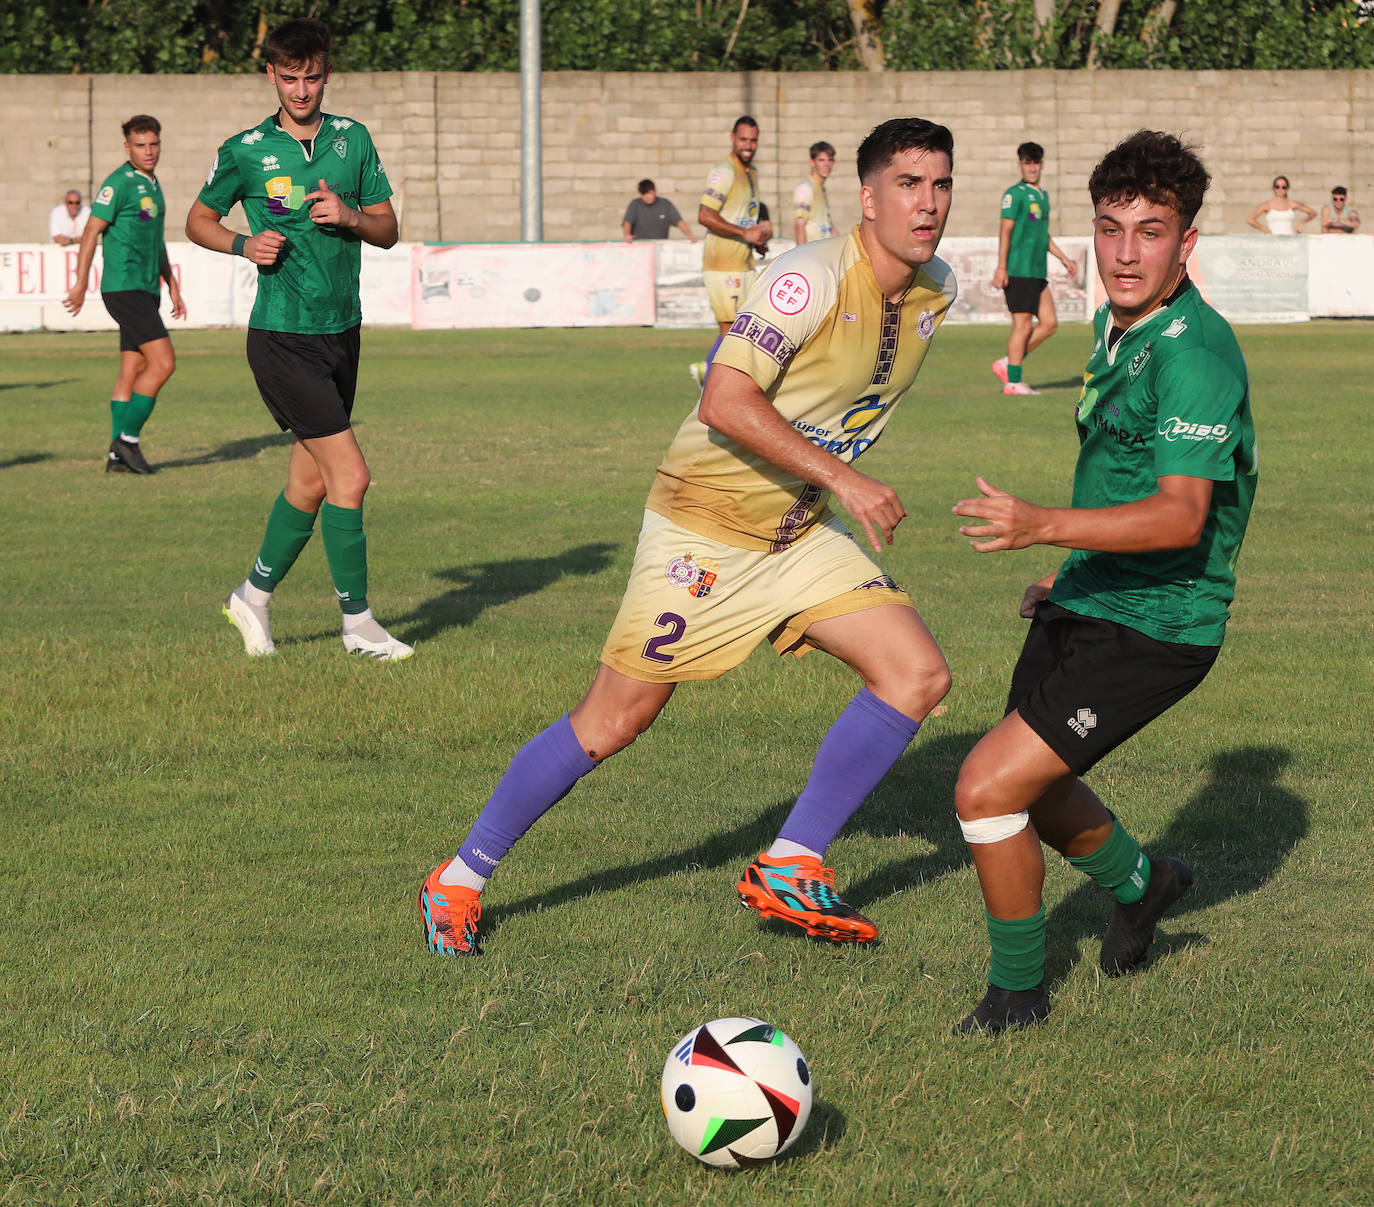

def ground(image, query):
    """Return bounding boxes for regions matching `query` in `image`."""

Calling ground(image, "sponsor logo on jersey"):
[917,308,936,341]
[204,153,219,186]
[1162,317,1188,338]
[842,312,858,322]
[241,130,265,145]
[726,312,799,367]
[1002,195,1013,211]
[137,196,158,221]
[96,185,115,206]
[261,155,280,171]
[1067,707,1097,737]
[1159,417,1231,443]
[858,574,900,591]
[265,175,305,215]
[1090,411,1148,448]
[769,271,810,315]
[1028,201,1043,221]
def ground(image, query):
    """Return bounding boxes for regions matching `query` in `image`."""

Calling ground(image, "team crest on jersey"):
[917,308,936,341]
[332,137,348,161]
[1128,342,1153,382]
[665,553,721,597]
[769,272,810,316]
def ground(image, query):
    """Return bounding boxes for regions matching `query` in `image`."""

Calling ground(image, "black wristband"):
[231,233,248,257]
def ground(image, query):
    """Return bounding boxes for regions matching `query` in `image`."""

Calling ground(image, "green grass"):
[2,321,1371,1205]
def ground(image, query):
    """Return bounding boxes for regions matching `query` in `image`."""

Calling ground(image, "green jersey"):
[90,165,166,296]
[1000,180,1050,279]
[1050,281,1257,647]
[197,112,392,334]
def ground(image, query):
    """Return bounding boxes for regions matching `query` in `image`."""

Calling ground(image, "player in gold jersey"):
[420,118,958,958]
[690,116,767,386]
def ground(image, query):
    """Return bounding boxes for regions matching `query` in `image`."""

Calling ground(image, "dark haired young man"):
[793,140,837,244]
[951,130,1257,1034]
[421,118,959,958]
[186,18,412,661]
[991,141,1077,396]
[64,115,186,474]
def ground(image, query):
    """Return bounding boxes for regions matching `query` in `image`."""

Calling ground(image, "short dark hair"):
[637,179,655,195]
[122,114,160,139]
[1088,130,1210,226]
[732,115,758,134]
[810,141,836,159]
[1016,141,1044,163]
[1332,186,1348,196]
[856,118,954,182]
[264,18,332,68]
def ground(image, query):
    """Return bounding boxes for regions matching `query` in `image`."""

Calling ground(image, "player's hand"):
[834,468,907,553]
[62,283,86,316]
[169,289,188,320]
[304,178,355,229]
[992,267,1009,289]
[952,476,1046,552]
[1019,578,1054,618]
[1061,257,1078,278]
[247,230,287,266]
[742,225,769,247]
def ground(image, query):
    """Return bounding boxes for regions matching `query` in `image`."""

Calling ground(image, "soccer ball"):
[660,1017,812,1168]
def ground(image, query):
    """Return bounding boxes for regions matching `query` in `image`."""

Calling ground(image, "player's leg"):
[1005,311,1034,384]
[1024,285,1059,357]
[103,293,171,472]
[692,272,748,388]
[740,595,951,943]
[421,665,676,956]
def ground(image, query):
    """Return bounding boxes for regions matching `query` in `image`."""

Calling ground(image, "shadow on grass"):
[0,379,77,392]
[157,430,294,469]
[0,452,55,470]
[1043,745,1306,982]
[481,729,981,942]
[1033,377,1083,391]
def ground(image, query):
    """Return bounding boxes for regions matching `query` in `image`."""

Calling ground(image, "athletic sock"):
[776,688,921,854]
[1067,818,1150,905]
[1007,364,1023,384]
[765,838,822,862]
[248,492,318,593]
[110,399,128,443]
[121,392,157,439]
[448,714,600,882]
[228,583,271,630]
[341,608,389,641]
[320,501,368,615]
[986,906,1046,991]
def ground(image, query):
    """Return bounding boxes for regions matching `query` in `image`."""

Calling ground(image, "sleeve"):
[793,180,814,222]
[1000,187,1018,221]
[197,140,245,216]
[49,207,63,238]
[1151,347,1247,482]
[663,199,682,225]
[90,175,120,224]
[622,201,637,224]
[699,161,729,213]
[711,249,838,394]
[355,126,392,207]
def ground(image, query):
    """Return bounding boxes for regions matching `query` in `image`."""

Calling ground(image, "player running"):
[421,118,959,957]
[950,130,1258,1034]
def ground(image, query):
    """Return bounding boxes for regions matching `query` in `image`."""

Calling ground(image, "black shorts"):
[246,325,361,440]
[102,290,168,352]
[1003,276,1047,315]
[1006,601,1219,775]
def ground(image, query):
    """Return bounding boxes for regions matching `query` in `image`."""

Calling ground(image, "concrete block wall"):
[4,69,1371,249]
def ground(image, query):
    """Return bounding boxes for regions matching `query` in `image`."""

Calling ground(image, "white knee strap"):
[958,811,1030,845]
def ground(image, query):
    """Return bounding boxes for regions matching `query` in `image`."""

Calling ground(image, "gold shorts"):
[600,511,914,683]
[703,269,755,326]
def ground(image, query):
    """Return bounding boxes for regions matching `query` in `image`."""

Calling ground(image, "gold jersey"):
[648,226,958,551]
[792,173,834,241]
[699,155,761,273]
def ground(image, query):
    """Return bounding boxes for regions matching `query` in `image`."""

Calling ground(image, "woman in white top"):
[1247,176,1316,235]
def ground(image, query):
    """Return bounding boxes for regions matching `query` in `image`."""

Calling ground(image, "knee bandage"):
[958,810,1030,845]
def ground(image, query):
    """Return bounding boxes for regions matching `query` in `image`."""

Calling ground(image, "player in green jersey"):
[950,130,1257,1034]
[991,141,1077,396]
[63,115,186,475]
[185,17,412,663]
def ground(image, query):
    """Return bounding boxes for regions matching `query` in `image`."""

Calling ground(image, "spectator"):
[621,180,697,242]
[1246,176,1315,235]
[50,189,90,245]
[1321,186,1360,233]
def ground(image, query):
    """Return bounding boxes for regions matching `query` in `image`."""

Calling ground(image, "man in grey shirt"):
[622,179,698,242]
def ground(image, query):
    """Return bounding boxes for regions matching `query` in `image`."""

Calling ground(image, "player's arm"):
[992,216,1014,288]
[622,219,634,242]
[952,473,1212,554]
[185,199,286,266]
[698,363,906,553]
[1020,573,1057,618]
[61,215,109,315]
[1047,237,1078,277]
[159,243,187,320]
[698,203,767,247]
[302,181,398,248]
[675,219,698,242]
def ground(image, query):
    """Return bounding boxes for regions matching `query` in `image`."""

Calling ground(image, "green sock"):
[1067,818,1150,905]
[110,399,128,443]
[122,392,157,439]
[986,907,1046,991]
[1008,363,1023,384]
[321,501,368,615]
[248,492,318,591]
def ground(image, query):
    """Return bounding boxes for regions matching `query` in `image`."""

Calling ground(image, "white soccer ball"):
[660,1016,812,1168]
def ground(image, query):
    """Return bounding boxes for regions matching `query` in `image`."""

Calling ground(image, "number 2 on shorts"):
[642,612,686,664]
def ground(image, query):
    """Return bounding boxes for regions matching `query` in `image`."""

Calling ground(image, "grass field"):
[3,320,1371,1205]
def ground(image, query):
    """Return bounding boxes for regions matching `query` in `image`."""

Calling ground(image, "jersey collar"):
[1104,273,1195,358]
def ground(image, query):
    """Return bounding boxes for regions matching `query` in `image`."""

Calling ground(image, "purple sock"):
[457,714,598,878]
[777,688,921,854]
